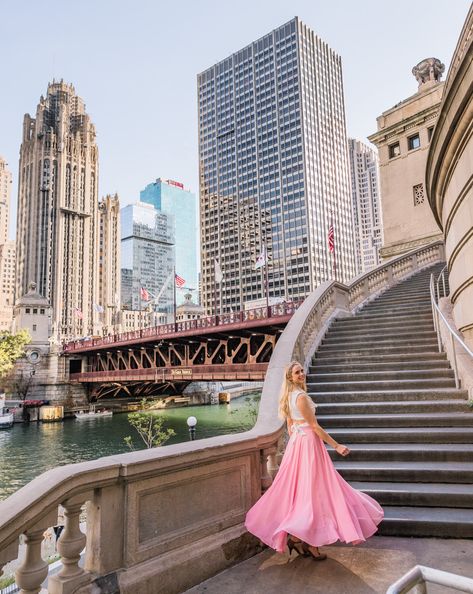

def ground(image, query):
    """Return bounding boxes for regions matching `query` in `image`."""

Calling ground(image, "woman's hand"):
[335,444,350,456]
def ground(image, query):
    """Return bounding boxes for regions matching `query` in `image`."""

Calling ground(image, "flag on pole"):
[93,303,104,313]
[73,307,83,319]
[175,273,186,288]
[140,287,150,301]
[328,224,335,253]
[255,245,267,269]
[215,259,223,283]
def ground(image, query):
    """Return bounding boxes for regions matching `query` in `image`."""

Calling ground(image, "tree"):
[124,399,175,449]
[0,330,30,377]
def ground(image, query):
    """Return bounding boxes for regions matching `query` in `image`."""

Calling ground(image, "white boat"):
[75,405,113,420]
[0,407,14,429]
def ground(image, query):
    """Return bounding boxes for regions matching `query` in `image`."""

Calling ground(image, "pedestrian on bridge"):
[245,360,384,560]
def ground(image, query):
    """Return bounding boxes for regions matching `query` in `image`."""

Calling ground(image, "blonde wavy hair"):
[278,360,307,420]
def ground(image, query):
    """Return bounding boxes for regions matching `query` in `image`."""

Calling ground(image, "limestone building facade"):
[98,194,120,335]
[0,158,15,330]
[0,156,12,244]
[198,18,357,314]
[0,241,16,330]
[16,81,100,341]
[426,6,473,348]
[348,139,383,272]
[368,59,444,259]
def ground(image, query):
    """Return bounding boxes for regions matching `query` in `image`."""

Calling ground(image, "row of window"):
[388,127,434,159]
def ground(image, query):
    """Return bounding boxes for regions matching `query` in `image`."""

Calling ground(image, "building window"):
[408,134,420,150]
[427,126,434,141]
[413,183,425,206]
[40,308,45,314]
[32,324,37,332]
[388,142,400,158]
[33,308,38,314]
[26,308,30,314]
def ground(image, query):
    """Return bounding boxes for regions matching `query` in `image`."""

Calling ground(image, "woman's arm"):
[296,393,350,456]
[287,417,294,434]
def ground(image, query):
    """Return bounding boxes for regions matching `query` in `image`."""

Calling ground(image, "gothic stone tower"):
[16,81,100,340]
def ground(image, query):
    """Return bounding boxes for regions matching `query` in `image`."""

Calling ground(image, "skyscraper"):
[198,18,356,313]
[348,139,383,272]
[98,194,121,334]
[120,202,174,317]
[0,157,15,329]
[140,178,198,305]
[0,156,12,245]
[16,81,99,340]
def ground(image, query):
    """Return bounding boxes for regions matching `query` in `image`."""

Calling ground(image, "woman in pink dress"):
[245,360,384,560]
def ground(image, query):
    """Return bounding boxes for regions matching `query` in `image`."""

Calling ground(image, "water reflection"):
[0,394,260,500]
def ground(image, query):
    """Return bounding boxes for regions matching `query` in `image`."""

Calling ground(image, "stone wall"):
[426,5,473,348]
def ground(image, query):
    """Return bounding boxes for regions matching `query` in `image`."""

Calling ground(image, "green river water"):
[0,394,259,500]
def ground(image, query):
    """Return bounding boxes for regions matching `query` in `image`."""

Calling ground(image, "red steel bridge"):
[63,302,300,399]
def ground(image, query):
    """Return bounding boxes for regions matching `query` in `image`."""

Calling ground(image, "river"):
[0,394,260,500]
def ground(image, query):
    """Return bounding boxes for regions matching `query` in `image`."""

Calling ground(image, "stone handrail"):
[0,240,445,594]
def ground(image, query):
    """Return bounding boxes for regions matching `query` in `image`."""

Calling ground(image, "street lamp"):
[186,416,197,441]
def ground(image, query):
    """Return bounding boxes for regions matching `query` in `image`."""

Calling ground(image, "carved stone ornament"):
[412,58,445,86]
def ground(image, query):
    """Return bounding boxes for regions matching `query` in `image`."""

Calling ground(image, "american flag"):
[175,273,186,288]
[328,224,335,253]
[140,287,150,301]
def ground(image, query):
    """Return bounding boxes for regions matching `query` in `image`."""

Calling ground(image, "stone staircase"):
[310,263,473,537]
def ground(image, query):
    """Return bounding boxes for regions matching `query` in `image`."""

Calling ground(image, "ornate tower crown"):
[412,58,445,89]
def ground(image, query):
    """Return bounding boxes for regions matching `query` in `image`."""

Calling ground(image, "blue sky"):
[1,0,470,239]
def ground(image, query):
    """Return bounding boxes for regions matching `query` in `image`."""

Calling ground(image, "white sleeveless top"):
[289,389,316,421]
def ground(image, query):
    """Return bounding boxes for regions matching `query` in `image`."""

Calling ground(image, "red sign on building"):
[165,179,184,189]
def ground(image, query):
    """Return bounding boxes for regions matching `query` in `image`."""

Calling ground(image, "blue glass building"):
[140,178,198,306]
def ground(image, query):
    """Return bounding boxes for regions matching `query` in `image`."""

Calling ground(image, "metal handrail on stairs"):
[430,270,473,389]
[386,564,473,593]
[435,263,448,300]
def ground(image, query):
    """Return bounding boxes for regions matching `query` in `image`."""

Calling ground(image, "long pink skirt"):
[245,425,384,553]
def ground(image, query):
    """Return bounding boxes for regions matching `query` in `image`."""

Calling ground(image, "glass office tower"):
[120,202,174,315]
[198,17,356,314]
[140,178,198,305]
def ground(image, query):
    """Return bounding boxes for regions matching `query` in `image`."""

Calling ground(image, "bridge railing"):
[0,240,445,594]
[63,301,302,353]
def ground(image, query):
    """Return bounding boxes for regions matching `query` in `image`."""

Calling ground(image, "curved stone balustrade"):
[0,240,445,594]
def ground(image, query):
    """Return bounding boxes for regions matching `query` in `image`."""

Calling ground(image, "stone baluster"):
[48,497,90,594]
[15,527,49,594]
[260,449,273,491]
[266,446,279,479]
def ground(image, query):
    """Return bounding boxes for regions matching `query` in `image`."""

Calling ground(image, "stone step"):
[328,323,435,337]
[311,378,456,392]
[326,426,473,443]
[334,460,473,484]
[327,443,473,463]
[379,506,473,538]
[351,482,473,508]
[310,360,451,372]
[344,311,433,324]
[362,303,432,314]
[309,388,466,403]
[330,322,435,336]
[374,296,432,305]
[319,411,473,428]
[322,330,437,344]
[317,399,467,415]
[318,339,438,355]
[358,304,432,315]
[314,351,447,363]
[308,369,454,382]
